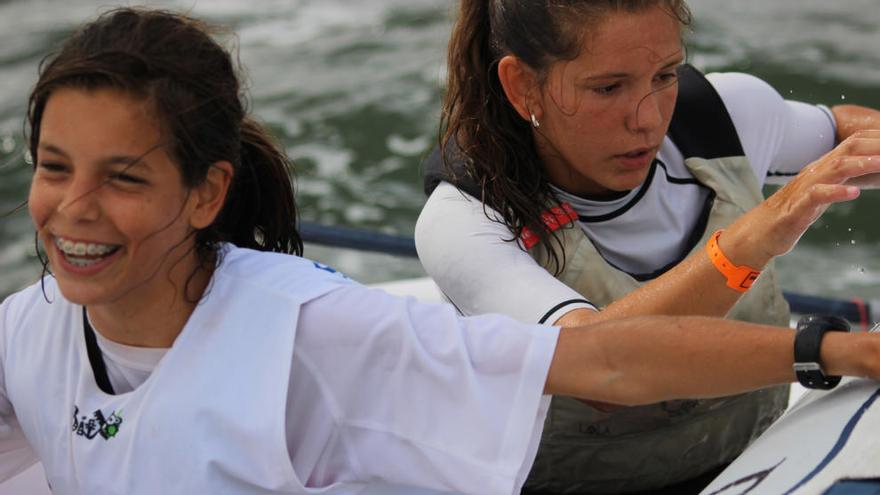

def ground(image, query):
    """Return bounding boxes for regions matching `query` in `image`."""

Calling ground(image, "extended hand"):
[727,129,880,266]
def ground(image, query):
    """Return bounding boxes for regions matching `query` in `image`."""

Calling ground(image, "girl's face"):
[534,6,684,197]
[28,87,204,308]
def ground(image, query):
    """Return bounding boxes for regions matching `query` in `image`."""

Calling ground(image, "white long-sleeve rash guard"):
[415,72,838,325]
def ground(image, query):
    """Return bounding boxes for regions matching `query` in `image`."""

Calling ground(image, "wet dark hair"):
[443,0,691,273]
[27,7,302,274]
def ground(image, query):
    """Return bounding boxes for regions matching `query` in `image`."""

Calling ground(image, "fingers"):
[805,183,860,206]
[821,131,880,187]
[830,155,880,183]
[836,129,880,151]
[799,154,880,187]
[746,131,880,259]
[827,129,880,162]
[845,129,880,141]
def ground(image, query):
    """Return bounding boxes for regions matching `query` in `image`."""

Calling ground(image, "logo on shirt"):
[313,261,349,279]
[72,405,123,440]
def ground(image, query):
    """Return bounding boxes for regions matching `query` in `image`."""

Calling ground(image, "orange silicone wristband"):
[706,230,761,292]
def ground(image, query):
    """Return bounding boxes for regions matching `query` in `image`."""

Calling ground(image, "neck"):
[87,259,213,348]
[551,181,631,201]
[536,136,638,200]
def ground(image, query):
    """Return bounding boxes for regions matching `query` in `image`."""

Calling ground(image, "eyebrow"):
[579,52,685,82]
[38,142,150,170]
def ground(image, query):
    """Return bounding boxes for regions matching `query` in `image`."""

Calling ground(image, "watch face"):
[796,314,850,333]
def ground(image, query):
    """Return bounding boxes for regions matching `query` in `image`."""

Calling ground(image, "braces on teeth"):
[54,237,117,257]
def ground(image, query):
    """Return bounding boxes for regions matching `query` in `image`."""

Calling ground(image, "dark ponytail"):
[27,7,303,268]
[205,117,302,256]
[442,0,691,273]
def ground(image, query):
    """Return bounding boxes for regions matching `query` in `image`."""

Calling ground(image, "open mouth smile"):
[53,236,121,268]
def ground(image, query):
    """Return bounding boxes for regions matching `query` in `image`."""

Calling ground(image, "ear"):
[189,161,233,230]
[497,55,541,124]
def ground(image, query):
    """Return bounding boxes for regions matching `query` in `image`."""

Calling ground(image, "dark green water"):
[0,0,878,299]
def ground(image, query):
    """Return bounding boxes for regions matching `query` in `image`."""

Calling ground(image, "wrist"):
[716,223,774,269]
[823,331,880,379]
[819,332,854,378]
[706,230,764,292]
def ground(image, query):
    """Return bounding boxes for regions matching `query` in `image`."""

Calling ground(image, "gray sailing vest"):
[523,158,790,494]
[424,65,790,493]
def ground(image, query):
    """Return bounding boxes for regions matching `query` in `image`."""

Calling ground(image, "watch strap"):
[793,314,849,390]
[706,230,761,292]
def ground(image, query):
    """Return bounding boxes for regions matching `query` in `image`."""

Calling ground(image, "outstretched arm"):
[557,130,880,329]
[545,315,879,405]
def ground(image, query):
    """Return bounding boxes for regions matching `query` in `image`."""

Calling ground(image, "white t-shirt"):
[0,246,559,494]
[415,72,838,324]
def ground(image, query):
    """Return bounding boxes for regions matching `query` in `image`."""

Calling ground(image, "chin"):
[615,171,652,191]
[53,279,108,306]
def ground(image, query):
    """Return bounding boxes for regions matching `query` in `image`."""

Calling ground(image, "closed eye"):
[108,172,148,185]
[36,161,69,174]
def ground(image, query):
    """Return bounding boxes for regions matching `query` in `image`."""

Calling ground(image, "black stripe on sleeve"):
[766,171,799,177]
[538,299,595,324]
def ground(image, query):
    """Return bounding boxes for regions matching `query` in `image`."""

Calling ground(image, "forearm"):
[832,104,880,142]
[544,315,878,405]
[607,244,750,319]
[570,220,770,327]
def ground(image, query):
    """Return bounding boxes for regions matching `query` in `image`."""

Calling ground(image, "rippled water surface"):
[0,0,878,298]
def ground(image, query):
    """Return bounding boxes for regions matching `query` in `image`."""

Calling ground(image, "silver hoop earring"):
[530,112,541,129]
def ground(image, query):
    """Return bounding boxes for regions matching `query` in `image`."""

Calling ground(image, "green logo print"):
[72,406,123,440]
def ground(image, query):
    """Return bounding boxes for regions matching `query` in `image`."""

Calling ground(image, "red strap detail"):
[852,297,868,330]
[520,203,579,250]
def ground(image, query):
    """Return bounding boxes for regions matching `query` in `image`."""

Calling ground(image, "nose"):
[58,176,102,222]
[627,89,664,134]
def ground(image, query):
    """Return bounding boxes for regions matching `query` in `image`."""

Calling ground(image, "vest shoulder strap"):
[668,64,745,159]
[422,64,744,197]
[422,141,481,198]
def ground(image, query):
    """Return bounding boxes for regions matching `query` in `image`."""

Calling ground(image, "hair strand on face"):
[25,8,303,296]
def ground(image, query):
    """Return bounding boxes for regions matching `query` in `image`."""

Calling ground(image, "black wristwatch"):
[793,314,850,390]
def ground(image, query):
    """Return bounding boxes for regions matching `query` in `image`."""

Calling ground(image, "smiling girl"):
[30,87,227,346]
[2,6,880,495]
[417,0,880,493]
